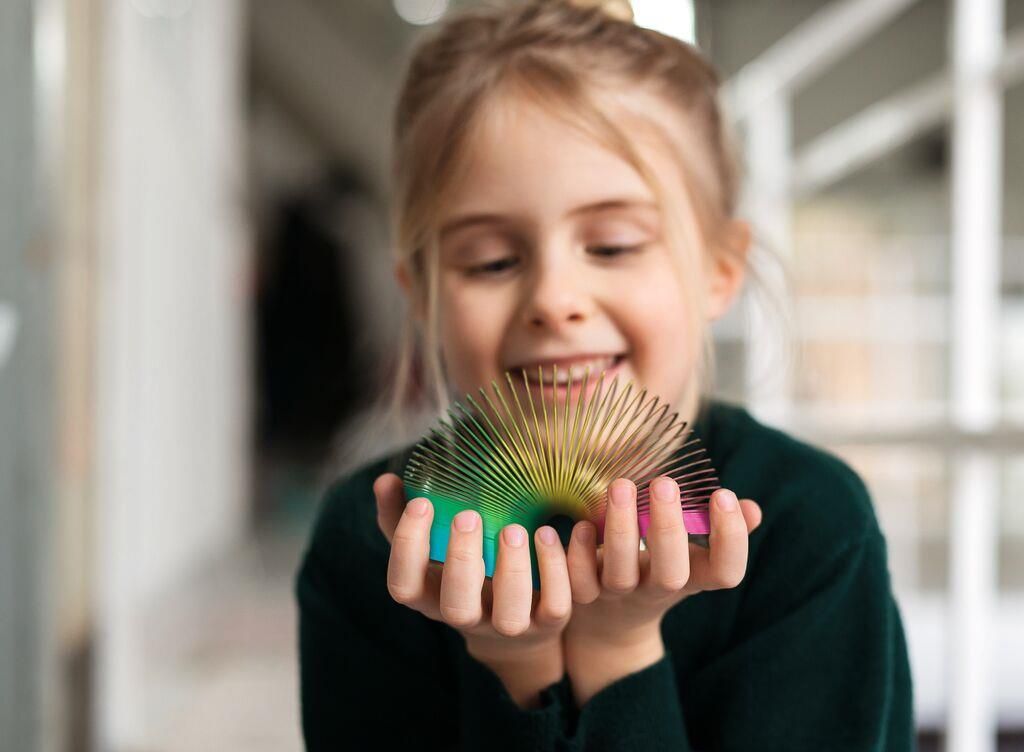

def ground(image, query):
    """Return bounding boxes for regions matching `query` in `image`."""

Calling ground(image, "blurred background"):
[1,0,1022,749]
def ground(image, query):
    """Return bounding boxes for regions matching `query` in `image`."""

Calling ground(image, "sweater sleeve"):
[453,640,574,750]
[681,527,916,751]
[295,477,579,751]
[529,534,913,752]
[567,650,694,750]
[296,539,455,750]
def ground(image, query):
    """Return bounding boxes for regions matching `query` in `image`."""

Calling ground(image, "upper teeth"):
[519,356,618,385]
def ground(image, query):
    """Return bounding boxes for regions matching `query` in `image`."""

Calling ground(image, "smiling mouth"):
[510,353,627,388]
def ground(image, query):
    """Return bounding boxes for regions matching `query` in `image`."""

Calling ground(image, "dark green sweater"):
[295,398,915,750]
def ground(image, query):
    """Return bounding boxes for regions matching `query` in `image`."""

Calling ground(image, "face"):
[400,90,746,419]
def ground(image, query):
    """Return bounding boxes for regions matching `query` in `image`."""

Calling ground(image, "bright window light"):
[631,0,696,44]
[393,0,449,26]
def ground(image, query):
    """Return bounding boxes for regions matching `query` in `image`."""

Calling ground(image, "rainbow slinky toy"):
[402,365,719,589]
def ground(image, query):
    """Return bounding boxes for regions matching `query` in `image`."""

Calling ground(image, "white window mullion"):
[947,0,1004,748]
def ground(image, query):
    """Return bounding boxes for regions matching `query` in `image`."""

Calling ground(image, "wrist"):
[563,627,665,707]
[465,635,565,710]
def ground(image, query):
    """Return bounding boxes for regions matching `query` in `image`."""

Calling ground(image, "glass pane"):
[826,443,949,594]
[785,227,951,425]
[1000,454,1024,591]
[1002,237,1024,419]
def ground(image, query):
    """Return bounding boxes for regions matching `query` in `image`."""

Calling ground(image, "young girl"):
[296,1,915,749]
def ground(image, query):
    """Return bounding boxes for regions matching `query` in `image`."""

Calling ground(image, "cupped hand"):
[562,476,762,704]
[373,472,572,706]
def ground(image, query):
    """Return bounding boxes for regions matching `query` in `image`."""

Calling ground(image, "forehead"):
[439,86,684,221]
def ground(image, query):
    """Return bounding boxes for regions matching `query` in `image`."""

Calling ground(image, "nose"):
[521,254,591,333]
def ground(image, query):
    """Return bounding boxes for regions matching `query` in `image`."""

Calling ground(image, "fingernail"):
[407,498,429,517]
[653,477,676,501]
[610,480,633,508]
[716,489,738,512]
[538,526,558,546]
[503,525,525,547]
[454,510,479,532]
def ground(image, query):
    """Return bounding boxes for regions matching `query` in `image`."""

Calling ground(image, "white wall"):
[94,0,249,747]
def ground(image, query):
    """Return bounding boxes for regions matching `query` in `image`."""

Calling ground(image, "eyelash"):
[466,244,644,277]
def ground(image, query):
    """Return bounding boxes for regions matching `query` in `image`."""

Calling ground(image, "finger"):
[374,473,407,544]
[439,510,486,629]
[534,526,572,627]
[644,476,690,596]
[691,489,748,591]
[422,562,445,619]
[567,521,601,604]
[601,478,640,594]
[684,499,759,591]
[386,496,435,608]
[740,499,762,532]
[491,525,533,636]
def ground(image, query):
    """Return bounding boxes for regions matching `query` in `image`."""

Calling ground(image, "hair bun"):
[565,0,635,23]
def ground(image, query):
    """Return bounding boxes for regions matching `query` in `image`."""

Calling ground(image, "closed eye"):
[466,244,644,276]
[467,257,519,276]
[588,244,645,257]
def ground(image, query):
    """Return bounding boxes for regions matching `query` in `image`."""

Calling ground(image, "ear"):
[394,258,425,323]
[705,219,751,322]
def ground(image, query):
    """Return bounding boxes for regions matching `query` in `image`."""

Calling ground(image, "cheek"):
[614,267,698,392]
[618,266,691,343]
[437,281,512,386]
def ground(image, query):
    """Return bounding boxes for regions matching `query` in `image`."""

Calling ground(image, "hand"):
[373,472,573,708]
[562,477,762,706]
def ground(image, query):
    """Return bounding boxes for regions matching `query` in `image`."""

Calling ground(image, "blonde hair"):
[352,0,762,471]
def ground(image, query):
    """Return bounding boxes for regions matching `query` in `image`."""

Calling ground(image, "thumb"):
[373,473,407,544]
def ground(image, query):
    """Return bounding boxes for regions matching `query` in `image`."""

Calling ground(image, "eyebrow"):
[438,198,659,240]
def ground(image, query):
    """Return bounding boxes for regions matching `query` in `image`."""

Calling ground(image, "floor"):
[139,529,307,751]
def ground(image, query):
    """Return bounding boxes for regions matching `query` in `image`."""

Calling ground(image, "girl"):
[296,1,915,749]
